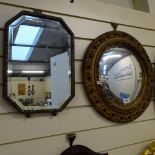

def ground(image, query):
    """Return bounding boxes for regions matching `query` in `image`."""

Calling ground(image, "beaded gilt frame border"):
[82,31,153,123]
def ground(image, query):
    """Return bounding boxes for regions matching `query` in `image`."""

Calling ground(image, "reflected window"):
[103,64,107,75]
[14,25,42,45]
[11,25,43,61]
[12,46,31,61]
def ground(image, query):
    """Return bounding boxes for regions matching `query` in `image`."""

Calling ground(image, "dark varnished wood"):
[61,145,108,155]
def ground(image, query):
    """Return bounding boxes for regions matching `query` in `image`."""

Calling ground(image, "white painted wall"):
[97,0,134,9]
[148,0,155,14]
[134,0,150,12]
[96,0,150,13]
[0,0,154,155]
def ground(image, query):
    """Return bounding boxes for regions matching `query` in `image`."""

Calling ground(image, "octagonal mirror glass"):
[3,11,75,115]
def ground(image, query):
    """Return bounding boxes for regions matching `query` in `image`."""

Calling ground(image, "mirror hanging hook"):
[52,111,57,116]
[111,23,118,32]
[25,113,31,118]
[33,9,42,14]
[70,0,75,3]
[66,133,76,147]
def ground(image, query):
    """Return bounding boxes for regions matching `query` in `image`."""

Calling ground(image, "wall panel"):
[144,47,155,63]
[118,26,155,46]
[75,39,91,60]
[0,5,154,46]
[0,120,155,155]
[68,84,90,107]
[1,0,155,29]
[0,5,30,28]
[0,5,112,38]
[0,1,154,155]
[75,40,155,63]
[75,61,81,83]
[104,140,153,155]
[0,101,154,145]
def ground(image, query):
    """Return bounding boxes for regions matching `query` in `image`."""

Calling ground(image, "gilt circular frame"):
[82,31,153,123]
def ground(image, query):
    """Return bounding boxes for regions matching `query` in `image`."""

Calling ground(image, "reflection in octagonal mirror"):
[3,11,75,115]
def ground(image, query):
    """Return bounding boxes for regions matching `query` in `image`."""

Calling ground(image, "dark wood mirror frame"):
[3,10,75,116]
[82,31,153,123]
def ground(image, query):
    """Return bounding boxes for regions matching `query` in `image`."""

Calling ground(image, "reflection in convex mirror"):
[98,47,142,104]
[4,11,74,114]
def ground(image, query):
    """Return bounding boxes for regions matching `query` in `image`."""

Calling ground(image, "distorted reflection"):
[7,15,72,111]
[98,47,142,104]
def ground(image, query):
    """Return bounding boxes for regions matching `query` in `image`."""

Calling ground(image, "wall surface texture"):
[0,0,154,155]
[148,0,155,14]
[97,0,134,9]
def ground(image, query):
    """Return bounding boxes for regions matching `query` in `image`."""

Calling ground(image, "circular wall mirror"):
[83,31,153,123]
[3,11,75,116]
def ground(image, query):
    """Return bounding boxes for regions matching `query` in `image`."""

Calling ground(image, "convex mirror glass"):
[98,47,142,104]
[4,11,75,115]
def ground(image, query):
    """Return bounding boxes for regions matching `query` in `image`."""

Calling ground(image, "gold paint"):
[82,31,153,123]
[141,141,155,155]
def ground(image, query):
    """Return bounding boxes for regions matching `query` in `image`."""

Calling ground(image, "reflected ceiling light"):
[68,70,71,75]
[26,16,41,23]
[102,54,122,61]
[7,70,13,73]
[21,71,44,74]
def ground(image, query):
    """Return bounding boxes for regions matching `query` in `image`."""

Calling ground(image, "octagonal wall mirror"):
[3,11,75,116]
[83,31,153,123]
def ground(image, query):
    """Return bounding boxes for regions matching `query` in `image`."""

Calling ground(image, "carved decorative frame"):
[82,31,153,123]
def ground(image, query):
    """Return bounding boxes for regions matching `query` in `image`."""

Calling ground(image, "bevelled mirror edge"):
[3,10,75,116]
[82,30,153,123]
